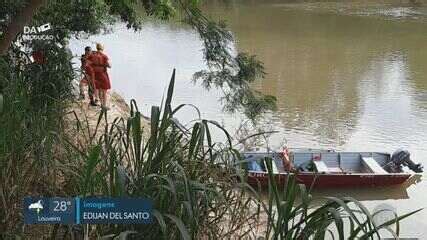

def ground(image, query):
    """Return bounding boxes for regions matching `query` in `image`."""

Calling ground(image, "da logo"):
[28,199,44,215]
[23,23,51,34]
[22,23,54,41]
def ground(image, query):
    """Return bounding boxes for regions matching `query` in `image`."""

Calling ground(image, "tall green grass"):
[0,47,74,237]
[61,69,259,239]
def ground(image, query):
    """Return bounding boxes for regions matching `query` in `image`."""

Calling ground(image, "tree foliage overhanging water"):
[0,0,276,121]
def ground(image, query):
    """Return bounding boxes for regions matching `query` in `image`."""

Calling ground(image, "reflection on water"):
[256,174,421,205]
[70,0,427,236]
[311,174,422,203]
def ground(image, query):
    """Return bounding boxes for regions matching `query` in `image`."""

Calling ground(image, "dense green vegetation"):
[56,70,260,239]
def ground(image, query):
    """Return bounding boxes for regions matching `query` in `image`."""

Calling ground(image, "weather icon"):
[28,200,43,214]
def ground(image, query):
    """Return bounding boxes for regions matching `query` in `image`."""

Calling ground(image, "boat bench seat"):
[361,157,387,174]
[313,161,343,173]
[327,167,343,173]
[313,161,330,173]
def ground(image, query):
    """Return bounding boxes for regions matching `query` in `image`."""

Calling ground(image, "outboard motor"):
[388,149,423,173]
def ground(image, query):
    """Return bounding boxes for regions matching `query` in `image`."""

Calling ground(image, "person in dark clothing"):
[79,46,98,106]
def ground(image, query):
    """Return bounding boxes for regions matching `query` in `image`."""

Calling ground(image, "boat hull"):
[247,172,411,188]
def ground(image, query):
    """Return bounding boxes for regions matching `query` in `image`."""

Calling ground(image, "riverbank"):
[66,89,151,140]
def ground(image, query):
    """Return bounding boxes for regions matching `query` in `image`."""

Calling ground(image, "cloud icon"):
[28,200,43,214]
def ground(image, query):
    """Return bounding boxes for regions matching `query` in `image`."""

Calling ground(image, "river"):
[70,0,427,237]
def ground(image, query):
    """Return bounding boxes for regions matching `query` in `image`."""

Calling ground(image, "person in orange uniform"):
[88,43,111,110]
[79,46,98,106]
